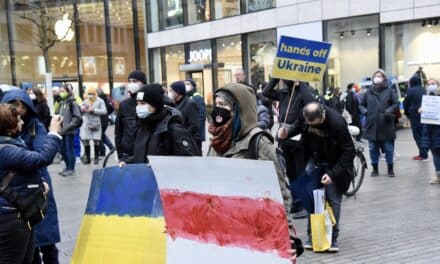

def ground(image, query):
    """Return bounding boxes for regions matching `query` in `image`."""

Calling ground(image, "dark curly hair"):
[0,103,21,137]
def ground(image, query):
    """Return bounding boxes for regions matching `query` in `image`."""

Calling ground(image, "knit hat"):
[136,84,164,111]
[128,70,146,84]
[409,75,421,87]
[215,90,236,110]
[170,81,186,95]
[373,69,387,79]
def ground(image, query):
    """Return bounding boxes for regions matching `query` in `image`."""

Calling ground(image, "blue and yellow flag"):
[71,164,166,264]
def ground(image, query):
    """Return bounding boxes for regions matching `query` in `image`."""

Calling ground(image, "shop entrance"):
[186,71,204,99]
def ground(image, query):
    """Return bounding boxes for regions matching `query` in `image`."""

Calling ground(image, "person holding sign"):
[421,78,440,184]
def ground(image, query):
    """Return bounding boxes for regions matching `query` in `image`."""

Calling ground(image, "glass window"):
[163,0,183,29]
[247,29,276,87]
[214,0,239,19]
[246,0,275,13]
[78,1,109,93]
[384,20,440,86]
[164,44,185,85]
[216,35,242,88]
[149,0,159,32]
[151,48,162,84]
[137,0,147,73]
[0,4,11,84]
[188,40,212,104]
[325,15,379,90]
[109,0,136,88]
[188,0,210,25]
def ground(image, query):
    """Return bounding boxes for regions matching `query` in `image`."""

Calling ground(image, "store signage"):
[271,36,331,82]
[55,14,74,41]
[189,48,212,63]
[421,95,440,125]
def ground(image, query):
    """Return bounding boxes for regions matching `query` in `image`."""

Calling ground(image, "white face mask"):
[373,76,384,84]
[29,93,36,100]
[168,91,176,101]
[427,84,438,94]
[136,104,152,119]
[185,84,192,92]
[87,94,94,100]
[127,83,141,94]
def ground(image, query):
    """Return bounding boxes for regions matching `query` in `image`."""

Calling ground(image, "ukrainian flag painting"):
[71,164,166,264]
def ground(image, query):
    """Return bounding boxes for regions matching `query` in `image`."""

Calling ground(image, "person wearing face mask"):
[124,84,199,164]
[342,83,361,136]
[27,87,51,131]
[263,77,315,219]
[403,76,429,161]
[185,79,206,153]
[115,70,146,163]
[55,84,82,176]
[278,102,355,252]
[80,87,107,165]
[426,78,439,96]
[359,69,399,177]
[168,81,201,148]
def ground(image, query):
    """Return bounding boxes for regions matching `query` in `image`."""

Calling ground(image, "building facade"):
[1,1,440,102]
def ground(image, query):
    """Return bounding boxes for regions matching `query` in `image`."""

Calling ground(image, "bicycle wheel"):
[345,150,367,197]
[102,148,116,168]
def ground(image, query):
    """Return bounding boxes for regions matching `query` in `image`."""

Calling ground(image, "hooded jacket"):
[56,94,82,135]
[403,76,425,119]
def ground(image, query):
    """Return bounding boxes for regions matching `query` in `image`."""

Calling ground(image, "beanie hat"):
[409,75,421,88]
[186,79,197,89]
[215,90,236,110]
[170,81,186,95]
[128,70,146,84]
[373,69,387,79]
[136,84,164,111]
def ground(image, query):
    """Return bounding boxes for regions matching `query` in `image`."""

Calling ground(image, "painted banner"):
[271,36,332,82]
[72,157,291,264]
[421,95,440,125]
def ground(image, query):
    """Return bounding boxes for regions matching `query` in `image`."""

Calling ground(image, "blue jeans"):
[410,117,428,158]
[297,162,343,244]
[431,148,440,174]
[74,129,81,158]
[60,134,75,171]
[369,140,394,165]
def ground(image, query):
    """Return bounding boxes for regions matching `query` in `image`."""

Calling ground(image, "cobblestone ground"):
[50,128,440,263]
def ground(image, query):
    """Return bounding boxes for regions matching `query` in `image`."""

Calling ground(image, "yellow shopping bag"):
[311,190,337,252]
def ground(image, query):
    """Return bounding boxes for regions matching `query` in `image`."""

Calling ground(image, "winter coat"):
[80,97,107,141]
[403,85,425,120]
[287,106,355,194]
[175,95,201,144]
[257,99,271,130]
[56,95,82,135]
[0,134,61,215]
[2,89,61,246]
[263,78,315,124]
[115,96,138,161]
[342,91,361,128]
[188,91,206,141]
[422,95,440,150]
[258,94,274,129]
[359,85,399,141]
[99,94,114,129]
[130,106,200,164]
[33,100,51,131]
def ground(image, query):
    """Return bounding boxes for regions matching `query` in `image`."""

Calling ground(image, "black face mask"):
[211,106,231,127]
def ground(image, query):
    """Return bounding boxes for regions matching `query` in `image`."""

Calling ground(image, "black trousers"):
[0,214,34,264]
[33,244,59,264]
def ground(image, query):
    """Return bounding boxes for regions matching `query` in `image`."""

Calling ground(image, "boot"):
[371,164,378,177]
[94,144,100,165]
[82,145,91,164]
[387,164,395,177]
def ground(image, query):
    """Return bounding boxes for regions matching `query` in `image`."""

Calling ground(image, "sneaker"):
[371,170,379,177]
[304,239,313,250]
[413,156,429,161]
[58,168,68,176]
[61,170,76,177]
[388,170,395,177]
[430,177,440,184]
[292,208,308,219]
[328,242,339,253]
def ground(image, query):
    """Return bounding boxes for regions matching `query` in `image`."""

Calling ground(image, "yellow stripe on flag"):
[71,215,166,264]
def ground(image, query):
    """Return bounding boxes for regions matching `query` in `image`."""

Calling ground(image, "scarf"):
[208,119,233,155]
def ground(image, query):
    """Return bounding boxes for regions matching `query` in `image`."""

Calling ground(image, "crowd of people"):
[0,66,439,263]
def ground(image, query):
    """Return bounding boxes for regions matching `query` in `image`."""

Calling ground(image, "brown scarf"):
[208,119,233,155]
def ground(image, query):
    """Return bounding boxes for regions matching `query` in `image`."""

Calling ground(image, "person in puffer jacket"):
[0,103,62,264]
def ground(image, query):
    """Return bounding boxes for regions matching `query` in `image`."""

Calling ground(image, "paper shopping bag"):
[313,189,325,213]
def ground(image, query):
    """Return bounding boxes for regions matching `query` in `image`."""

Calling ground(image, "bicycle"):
[344,126,367,197]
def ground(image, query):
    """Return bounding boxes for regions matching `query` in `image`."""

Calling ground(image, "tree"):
[11,0,76,73]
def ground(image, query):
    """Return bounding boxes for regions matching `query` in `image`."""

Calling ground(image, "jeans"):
[304,164,343,244]
[60,134,75,171]
[33,244,59,264]
[431,148,440,175]
[369,140,394,165]
[74,129,81,158]
[410,117,428,158]
[0,214,35,264]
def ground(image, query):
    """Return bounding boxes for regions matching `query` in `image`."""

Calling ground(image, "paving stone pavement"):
[49,128,440,263]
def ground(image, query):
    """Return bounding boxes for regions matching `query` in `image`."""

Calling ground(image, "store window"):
[325,15,379,90]
[216,35,242,88]
[247,29,276,87]
[78,1,109,93]
[149,0,159,32]
[150,48,163,84]
[0,4,11,84]
[188,0,211,25]
[109,0,136,88]
[214,0,240,19]
[187,40,212,104]
[162,0,183,29]
[164,44,185,86]
[384,20,440,85]
[246,0,275,13]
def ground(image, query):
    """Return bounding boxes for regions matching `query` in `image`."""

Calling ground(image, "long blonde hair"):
[85,87,98,103]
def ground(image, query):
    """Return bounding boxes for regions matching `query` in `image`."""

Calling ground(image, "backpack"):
[69,100,83,129]
[248,131,274,160]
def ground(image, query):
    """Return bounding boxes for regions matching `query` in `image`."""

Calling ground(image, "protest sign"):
[421,95,440,125]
